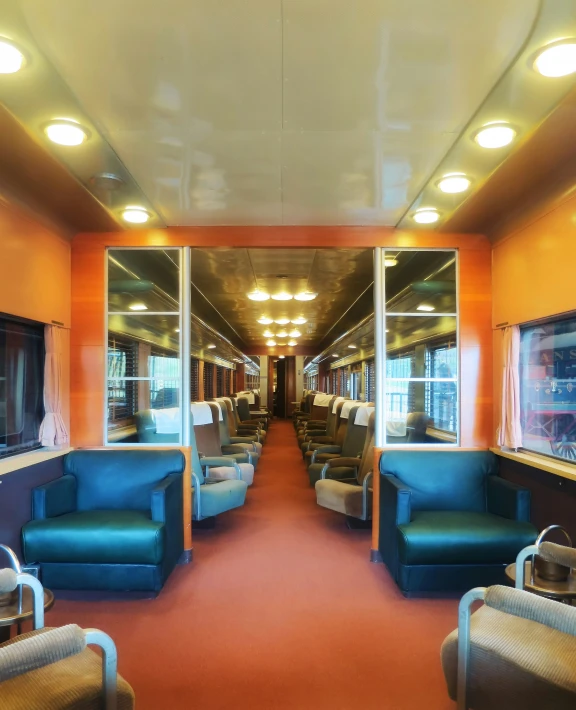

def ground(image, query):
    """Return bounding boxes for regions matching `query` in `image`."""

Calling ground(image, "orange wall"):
[0,200,71,431]
[492,190,576,444]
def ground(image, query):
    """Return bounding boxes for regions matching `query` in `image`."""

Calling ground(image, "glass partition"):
[383,250,458,445]
[106,248,182,444]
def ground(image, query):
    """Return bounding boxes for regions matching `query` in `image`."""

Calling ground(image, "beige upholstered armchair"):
[442,542,576,710]
[0,567,134,709]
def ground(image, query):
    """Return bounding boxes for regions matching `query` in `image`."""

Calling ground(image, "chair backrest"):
[358,410,375,483]
[379,450,499,512]
[214,399,233,444]
[309,393,332,422]
[340,404,370,458]
[305,392,317,414]
[64,450,185,511]
[325,397,345,439]
[135,409,179,444]
[406,412,431,443]
[192,402,222,458]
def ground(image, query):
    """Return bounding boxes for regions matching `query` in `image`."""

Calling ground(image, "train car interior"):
[2,1,576,708]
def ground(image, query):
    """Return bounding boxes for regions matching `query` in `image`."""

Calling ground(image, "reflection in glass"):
[520,316,576,462]
[107,249,181,444]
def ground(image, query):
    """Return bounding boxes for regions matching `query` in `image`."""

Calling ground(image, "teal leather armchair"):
[22,450,185,593]
[379,450,537,596]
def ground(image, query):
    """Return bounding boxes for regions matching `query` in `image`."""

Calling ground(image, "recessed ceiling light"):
[294,292,317,301]
[258,316,273,325]
[291,317,307,325]
[533,39,576,77]
[121,206,151,224]
[174,328,180,333]
[266,339,276,346]
[332,353,339,357]
[129,302,148,311]
[348,345,357,349]
[263,329,274,338]
[473,122,516,149]
[288,340,298,346]
[412,208,440,224]
[274,318,290,325]
[417,304,435,312]
[0,39,26,73]
[276,331,288,338]
[289,329,301,338]
[437,172,471,194]
[384,258,398,267]
[271,292,293,301]
[207,344,216,349]
[279,355,285,359]
[44,119,90,146]
[248,290,270,301]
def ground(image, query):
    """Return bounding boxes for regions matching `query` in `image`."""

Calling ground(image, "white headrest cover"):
[153,407,180,435]
[355,406,375,427]
[331,397,346,413]
[212,401,224,421]
[313,394,333,407]
[341,400,363,420]
[190,402,213,426]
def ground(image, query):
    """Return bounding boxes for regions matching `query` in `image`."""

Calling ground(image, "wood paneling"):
[71,227,492,558]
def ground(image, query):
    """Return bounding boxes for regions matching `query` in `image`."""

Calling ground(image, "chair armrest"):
[326,457,362,468]
[306,435,332,443]
[362,472,373,520]
[305,421,327,428]
[200,457,242,480]
[484,584,576,637]
[379,474,412,574]
[151,473,182,523]
[238,421,260,429]
[230,437,256,448]
[487,476,531,522]
[32,476,77,520]
[221,445,246,455]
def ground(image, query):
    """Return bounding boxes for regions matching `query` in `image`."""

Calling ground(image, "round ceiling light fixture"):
[129,302,148,311]
[294,291,317,301]
[384,258,398,267]
[436,172,472,194]
[279,355,285,359]
[247,290,270,301]
[207,344,216,349]
[332,353,339,357]
[276,331,288,338]
[44,118,90,146]
[257,316,273,325]
[289,329,301,338]
[473,122,516,149]
[533,39,576,77]
[291,317,307,325]
[263,329,274,338]
[274,318,290,325]
[288,340,298,347]
[0,39,26,73]
[266,339,276,347]
[271,292,293,301]
[121,206,151,224]
[348,345,357,349]
[412,207,440,225]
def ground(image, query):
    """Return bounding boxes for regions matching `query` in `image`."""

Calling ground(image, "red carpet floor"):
[47,420,458,709]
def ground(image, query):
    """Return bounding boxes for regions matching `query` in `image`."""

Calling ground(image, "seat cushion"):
[22,511,164,565]
[308,464,356,487]
[197,480,248,518]
[208,463,254,486]
[0,628,135,709]
[398,511,537,566]
[441,605,576,710]
[315,480,370,519]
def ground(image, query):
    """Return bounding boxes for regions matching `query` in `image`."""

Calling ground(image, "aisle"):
[47,420,457,709]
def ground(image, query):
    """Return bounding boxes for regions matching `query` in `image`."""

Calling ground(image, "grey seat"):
[214,398,261,466]
[300,397,345,457]
[307,403,371,486]
[315,409,375,521]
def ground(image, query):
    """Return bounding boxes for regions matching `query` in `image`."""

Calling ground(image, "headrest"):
[238,391,255,404]
[191,402,214,426]
[355,405,375,426]
[212,401,224,421]
[152,407,180,435]
[340,400,360,419]
[313,394,333,407]
[331,397,346,413]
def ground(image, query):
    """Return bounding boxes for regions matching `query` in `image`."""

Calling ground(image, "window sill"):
[0,447,73,477]
[490,447,576,483]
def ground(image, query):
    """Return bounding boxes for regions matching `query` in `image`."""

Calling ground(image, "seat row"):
[18,395,271,594]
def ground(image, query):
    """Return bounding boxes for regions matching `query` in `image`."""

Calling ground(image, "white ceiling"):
[20,0,539,226]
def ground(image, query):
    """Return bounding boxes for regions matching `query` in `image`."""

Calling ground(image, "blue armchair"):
[21,450,185,593]
[379,450,538,596]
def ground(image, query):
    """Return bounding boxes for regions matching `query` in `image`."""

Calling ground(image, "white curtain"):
[497,325,523,450]
[39,325,69,447]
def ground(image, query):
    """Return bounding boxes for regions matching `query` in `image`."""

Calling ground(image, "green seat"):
[23,511,164,566]
[197,481,248,518]
[398,511,537,566]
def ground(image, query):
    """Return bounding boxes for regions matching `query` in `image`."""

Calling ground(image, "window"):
[191,359,199,402]
[425,341,457,432]
[520,316,576,462]
[203,362,214,399]
[386,354,414,417]
[108,337,138,421]
[216,365,224,397]
[365,360,375,403]
[0,316,44,459]
[149,350,179,409]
